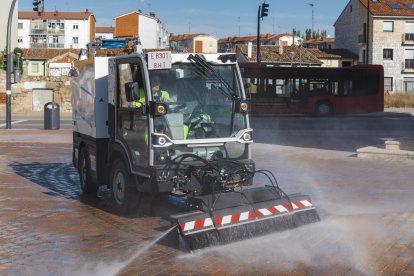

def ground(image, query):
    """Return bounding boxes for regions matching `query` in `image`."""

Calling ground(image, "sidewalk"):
[0,128,72,143]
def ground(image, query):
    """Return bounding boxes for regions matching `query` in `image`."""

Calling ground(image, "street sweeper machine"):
[71,39,320,250]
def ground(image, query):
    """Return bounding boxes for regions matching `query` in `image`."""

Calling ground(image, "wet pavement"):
[0,128,414,275]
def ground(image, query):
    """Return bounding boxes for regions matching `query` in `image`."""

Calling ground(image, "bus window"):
[275,79,287,95]
[331,81,339,96]
[309,79,329,95]
[294,79,308,96]
[344,80,353,96]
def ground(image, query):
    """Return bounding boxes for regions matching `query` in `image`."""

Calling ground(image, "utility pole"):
[308,1,314,39]
[5,0,17,129]
[238,16,241,37]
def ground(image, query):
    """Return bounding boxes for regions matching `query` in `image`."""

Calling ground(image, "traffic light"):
[33,0,44,13]
[2,53,13,72]
[261,3,269,18]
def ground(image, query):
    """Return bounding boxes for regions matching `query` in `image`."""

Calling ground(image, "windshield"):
[149,63,247,140]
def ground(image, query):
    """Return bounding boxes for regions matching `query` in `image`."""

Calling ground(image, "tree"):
[0,48,6,70]
[321,30,327,38]
[305,29,312,40]
[312,29,320,39]
[293,29,301,38]
[13,47,23,71]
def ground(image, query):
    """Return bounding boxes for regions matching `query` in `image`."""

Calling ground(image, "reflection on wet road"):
[1,114,414,274]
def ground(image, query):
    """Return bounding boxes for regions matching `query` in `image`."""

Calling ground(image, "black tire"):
[78,147,98,195]
[110,159,138,213]
[315,101,332,116]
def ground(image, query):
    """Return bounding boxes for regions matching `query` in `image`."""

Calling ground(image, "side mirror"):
[125,82,139,102]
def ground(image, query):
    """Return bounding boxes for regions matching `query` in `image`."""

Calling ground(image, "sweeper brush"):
[170,156,320,251]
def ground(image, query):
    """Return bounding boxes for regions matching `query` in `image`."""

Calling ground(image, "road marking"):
[0,120,28,128]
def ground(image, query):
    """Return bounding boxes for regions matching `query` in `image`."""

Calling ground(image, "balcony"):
[30,22,47,35]
[30,43,47,49]
[403,33,414,45]
[48,29,65,35]
[48,43,65,49]
[30,29,47,35]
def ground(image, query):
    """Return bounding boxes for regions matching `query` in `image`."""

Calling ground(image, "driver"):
[151,75,170,102]
[132,75,170,108]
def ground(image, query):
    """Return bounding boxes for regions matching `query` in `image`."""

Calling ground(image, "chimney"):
[247,42,252,58]
[149,12,155,17]
[278,45,283,55]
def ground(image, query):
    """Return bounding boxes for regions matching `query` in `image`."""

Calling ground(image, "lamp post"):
[5,0,17,129]
[289,51,295,67]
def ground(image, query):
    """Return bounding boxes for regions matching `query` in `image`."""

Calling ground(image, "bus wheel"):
[110,159,138,213]
[315,101,332,116]
[78,147,98,195]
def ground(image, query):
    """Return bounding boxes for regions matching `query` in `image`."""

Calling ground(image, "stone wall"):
[0,69,72,114]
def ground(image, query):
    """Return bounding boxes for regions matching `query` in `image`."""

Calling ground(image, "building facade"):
[302,37,335,49]
[218,34,302,53]
[335,0,414,92]
[170,34,218,53]
[113,11,169,49]
[17,10,96,49]
[0,0,18,50]
[96,26,114,39]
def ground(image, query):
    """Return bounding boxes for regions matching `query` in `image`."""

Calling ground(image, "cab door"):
[115,57,149,174]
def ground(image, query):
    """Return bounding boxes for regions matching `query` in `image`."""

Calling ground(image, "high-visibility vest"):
[133,89,170,108]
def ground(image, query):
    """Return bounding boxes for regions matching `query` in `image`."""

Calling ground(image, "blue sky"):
[19,0,349,38]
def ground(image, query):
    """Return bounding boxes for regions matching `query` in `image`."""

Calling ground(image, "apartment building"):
[169,34,218,53]
[96,26,114,39]
[335,0,414,92]
[218,34,302,53]
[17,10,96,49]
[0,0,18,50]
[302,37,335,49]
[113,10,169,49]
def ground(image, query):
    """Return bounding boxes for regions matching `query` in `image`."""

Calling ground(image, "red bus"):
[239,63,384,115]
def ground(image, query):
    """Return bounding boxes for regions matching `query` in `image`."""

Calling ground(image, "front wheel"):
[315,101,332,116]
[110,159,138,213]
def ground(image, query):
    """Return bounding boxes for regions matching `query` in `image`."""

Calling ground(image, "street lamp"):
[289,51,295,67]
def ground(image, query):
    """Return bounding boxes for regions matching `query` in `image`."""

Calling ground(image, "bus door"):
[291,78,308,107]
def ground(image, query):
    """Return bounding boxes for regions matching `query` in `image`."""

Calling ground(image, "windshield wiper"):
[187,54,239,101]
[187,54,241,136]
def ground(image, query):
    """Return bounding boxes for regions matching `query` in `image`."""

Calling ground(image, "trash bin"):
[44,102,60,130]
